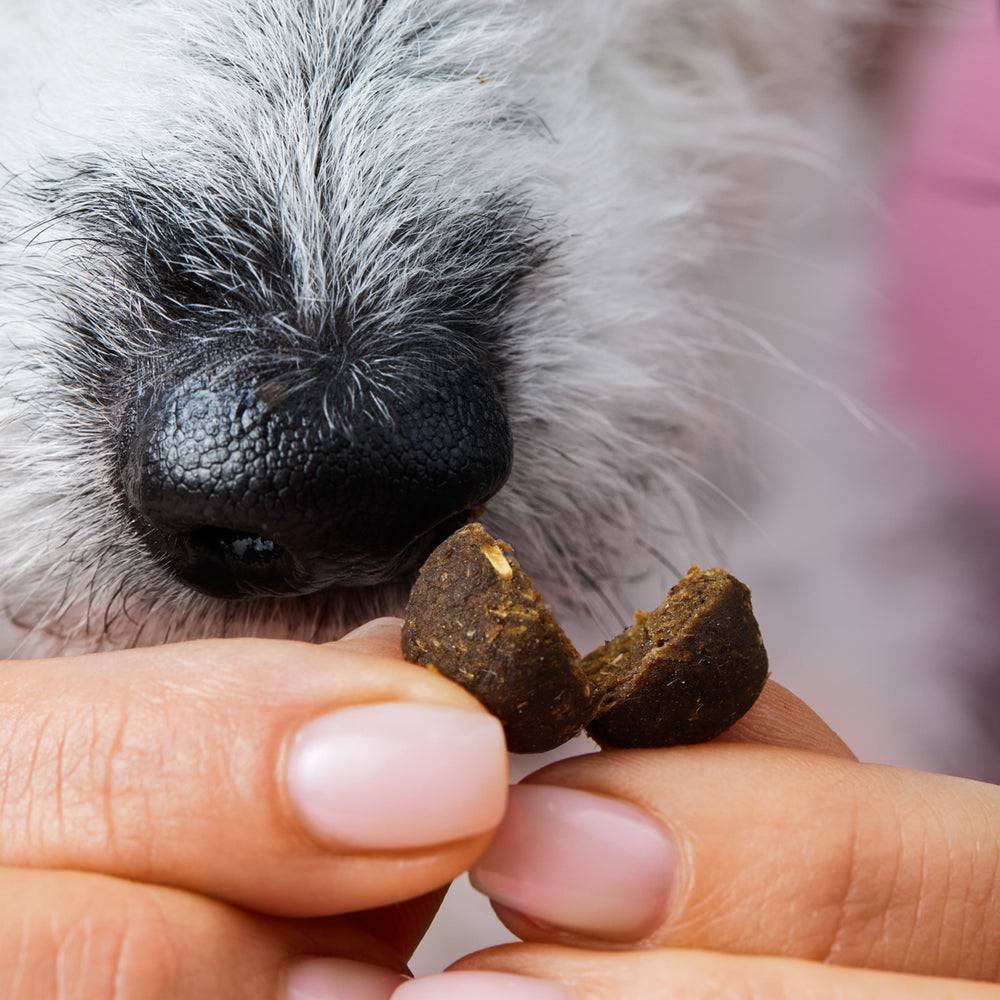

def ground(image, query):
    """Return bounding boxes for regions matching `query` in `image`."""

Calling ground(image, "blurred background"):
[415,0,999,974]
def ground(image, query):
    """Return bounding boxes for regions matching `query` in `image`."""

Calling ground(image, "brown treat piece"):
[402,523,593,754]
[583,566,769,749]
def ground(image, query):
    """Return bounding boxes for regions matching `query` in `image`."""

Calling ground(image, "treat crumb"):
[481,543,513,579]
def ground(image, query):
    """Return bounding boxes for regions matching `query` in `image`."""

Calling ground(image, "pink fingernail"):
[287,704,508,850]
[471,784,676,941]
[286,958,407,1000]
[340,618,404,641]
[392,972,572,999]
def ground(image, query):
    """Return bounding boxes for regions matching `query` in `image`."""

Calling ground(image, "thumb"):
[329,618,456,962]
[717,680,856,759]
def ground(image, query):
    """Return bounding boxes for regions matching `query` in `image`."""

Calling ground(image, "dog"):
[6,0,994,790]
[0,1,910,638]
[10,0,999,972]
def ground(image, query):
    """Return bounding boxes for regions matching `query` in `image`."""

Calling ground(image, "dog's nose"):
[120,363,512,598]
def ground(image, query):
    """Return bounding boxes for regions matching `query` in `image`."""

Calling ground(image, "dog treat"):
[583,566,769,748]
[401,523,593,754]
[402,524,769,753]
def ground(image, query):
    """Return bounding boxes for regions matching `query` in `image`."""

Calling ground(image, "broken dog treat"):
[583,566,769,749]
[401,523,593,754]
[402,524,768,753]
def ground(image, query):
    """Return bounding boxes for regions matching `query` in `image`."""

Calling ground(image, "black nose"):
[120,361,513,599]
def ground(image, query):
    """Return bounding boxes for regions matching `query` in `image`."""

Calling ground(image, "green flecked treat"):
[402,523,593,754]
[584,566,769,749]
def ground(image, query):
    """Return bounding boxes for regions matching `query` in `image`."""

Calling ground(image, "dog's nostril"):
[176,528,290,600]
[120,361,513,599]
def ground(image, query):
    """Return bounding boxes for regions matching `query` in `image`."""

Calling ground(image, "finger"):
[330,613,457,947]
[0,867,409,1000]
[353,888,450,962]
[716,679,856,758]
[333,618,405,660]
[438,944,1000,999]
[335,615,489,949]
[469,745,1000,982]
[0,638,508,917]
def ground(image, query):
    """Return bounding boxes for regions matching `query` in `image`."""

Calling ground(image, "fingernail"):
[287,703,508,850]
[392,972,572,999]
[340,618,404,641]
[286,958,407,1000]
[470,784,676,941]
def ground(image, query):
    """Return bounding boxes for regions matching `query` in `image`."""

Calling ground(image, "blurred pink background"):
[886,0,1000,495]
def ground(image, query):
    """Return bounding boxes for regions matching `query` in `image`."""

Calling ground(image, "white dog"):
[12,0,1000,971]
[4,0,993,787]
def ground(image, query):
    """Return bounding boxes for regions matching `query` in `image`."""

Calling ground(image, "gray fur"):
[0,0,946,656]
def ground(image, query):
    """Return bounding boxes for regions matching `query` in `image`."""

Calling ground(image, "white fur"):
[0,0,911,652]
[6,0,993,788]
[8,3,996,969]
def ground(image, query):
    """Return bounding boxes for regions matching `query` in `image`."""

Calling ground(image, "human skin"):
[0,620,508,998]
[442,679,1000,998]
[0,621,997,998]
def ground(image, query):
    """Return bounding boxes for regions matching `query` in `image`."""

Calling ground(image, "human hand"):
[400,682,1000,998]
[0,620,509,999]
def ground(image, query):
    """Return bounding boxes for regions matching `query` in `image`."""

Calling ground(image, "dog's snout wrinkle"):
[119,361,513,599]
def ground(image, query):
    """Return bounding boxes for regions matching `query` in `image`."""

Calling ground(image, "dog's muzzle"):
[117,356,512,599]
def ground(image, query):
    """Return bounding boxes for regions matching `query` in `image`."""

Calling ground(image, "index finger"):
[715,679,856,758]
